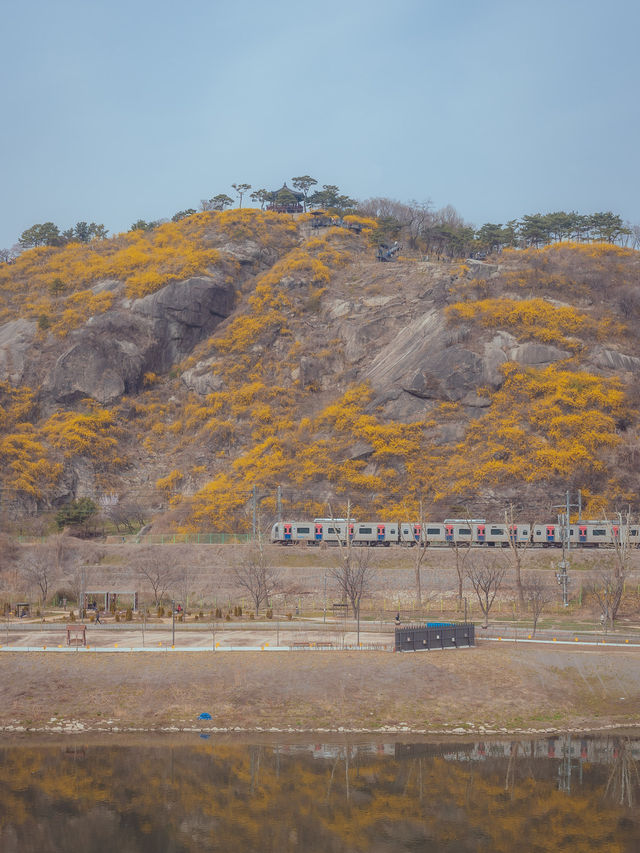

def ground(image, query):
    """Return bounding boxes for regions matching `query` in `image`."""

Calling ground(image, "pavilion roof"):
[269,182,305,201]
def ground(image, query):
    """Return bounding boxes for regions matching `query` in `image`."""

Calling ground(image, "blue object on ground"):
[198,712,212,720]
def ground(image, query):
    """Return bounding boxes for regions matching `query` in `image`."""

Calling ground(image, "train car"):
[532,523,562,547]
[566,520,639,547]
[270,521,316,544]
[400,523,447,546]
[271,519,400,546]
[482,522,531,547]
[351,521,399,546]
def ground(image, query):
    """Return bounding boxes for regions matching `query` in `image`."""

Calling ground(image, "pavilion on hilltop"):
[266,183,305,213]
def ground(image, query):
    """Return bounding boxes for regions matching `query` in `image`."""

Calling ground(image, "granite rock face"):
[0,319,37,384]
[43,275,235,404]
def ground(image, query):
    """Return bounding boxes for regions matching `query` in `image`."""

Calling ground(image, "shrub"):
[157,605,165,617]
[266,609,273,620]
[69,610,76,622]
[125,607,133,622]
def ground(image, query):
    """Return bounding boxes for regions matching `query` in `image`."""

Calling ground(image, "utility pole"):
[277,486,282,523]
[552,491,580,607]
[172,599,175,647]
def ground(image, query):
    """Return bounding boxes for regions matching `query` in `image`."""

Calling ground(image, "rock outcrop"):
[0,318,37,384]
[43,275,235,405]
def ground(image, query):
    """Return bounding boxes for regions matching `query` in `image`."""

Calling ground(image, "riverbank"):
[2,642,639,737]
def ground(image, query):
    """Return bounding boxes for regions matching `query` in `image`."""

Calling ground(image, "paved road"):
[0,620,391,652]
[2,619,639,652]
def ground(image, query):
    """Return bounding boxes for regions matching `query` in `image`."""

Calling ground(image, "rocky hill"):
[1,209,639,531]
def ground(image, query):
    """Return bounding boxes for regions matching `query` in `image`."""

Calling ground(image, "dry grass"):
[1,643,639,734]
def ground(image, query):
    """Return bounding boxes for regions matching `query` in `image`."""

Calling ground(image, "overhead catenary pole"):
[552,491,580,608]
[252,485,257,541]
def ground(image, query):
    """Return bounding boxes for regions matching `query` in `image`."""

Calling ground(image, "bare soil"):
[2,642,639,736]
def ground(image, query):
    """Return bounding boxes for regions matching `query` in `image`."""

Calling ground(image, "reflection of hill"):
[0,737,639,852]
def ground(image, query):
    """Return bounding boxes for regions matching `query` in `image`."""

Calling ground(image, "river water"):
[0,733,639,851]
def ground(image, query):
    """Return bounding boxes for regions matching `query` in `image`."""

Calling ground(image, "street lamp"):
[172,599,175,647]
[323,573,327,624]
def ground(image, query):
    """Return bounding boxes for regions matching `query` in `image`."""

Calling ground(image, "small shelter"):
[267,183,304,213]
[82,590,139,613]
[14,603,30,618]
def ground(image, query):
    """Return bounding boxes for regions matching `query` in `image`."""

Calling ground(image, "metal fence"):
[113,533,252,545]
[394,622,475,652]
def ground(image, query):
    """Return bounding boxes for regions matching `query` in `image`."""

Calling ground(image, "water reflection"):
[0,734,639,851]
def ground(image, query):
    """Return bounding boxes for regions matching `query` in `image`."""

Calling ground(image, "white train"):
[270,518,639,548]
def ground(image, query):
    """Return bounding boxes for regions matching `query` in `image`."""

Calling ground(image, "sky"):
[1,0,639,248]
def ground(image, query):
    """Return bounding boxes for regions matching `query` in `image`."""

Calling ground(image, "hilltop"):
[1,208,640,533]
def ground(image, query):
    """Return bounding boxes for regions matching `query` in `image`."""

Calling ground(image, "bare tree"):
[135,547,176,607]
[233,533,279,617]
[104,499,147,534]
[505,505,527,609]
[453,539,472,611]
[328,502,375,646]
[467,557,506,629]
[605,738,639,807]
[522,573,553,635]
[411,499,432,607]
[330,548,374,621]
[587,570,625,632]
[329,501,374,644]
[586,511,633,631]
[172,564,197,611]
[21,545,56,607]
[64,542,103,614]
[609,510,632,585]
[0,533,20,599]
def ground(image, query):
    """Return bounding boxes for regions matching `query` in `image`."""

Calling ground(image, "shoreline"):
[3,721,640,739]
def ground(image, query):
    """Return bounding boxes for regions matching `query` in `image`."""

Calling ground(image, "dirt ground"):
[1,642,639,737]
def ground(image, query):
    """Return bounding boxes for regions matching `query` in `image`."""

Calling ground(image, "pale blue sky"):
[2,0,638,247]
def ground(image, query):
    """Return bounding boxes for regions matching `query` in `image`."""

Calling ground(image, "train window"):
[327,527,338,534]
[631,529,639,536]
[592,529,606,536]
[459,528,471,535]
[426,527,441,535]
[359,527,372,534]
[296,527,310,534]
[490,528,504,535]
